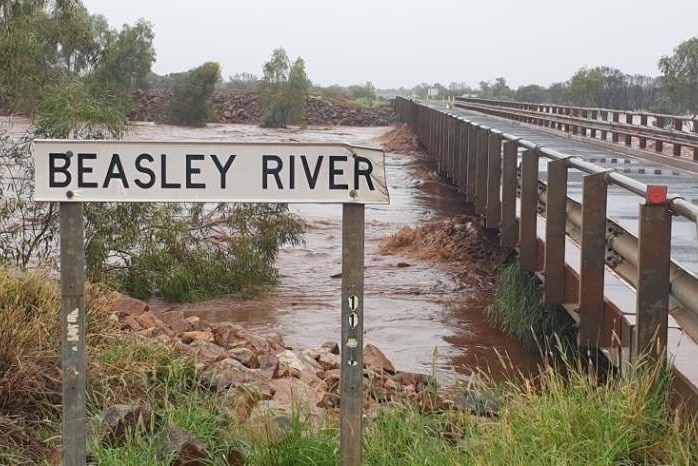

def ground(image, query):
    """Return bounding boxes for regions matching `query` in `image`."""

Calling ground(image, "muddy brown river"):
[2,118,539,381]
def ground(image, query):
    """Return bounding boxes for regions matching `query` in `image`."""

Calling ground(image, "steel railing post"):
[466,125,478,203]
[519,149,539,272]
[476,128,489,215]
[632,201,671,362]
[544,159,569,304]
[578,173,608,348]
[500,141,519,248]
[486,132,502,229]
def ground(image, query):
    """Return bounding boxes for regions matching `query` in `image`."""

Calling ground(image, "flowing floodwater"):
[1,117,540,380]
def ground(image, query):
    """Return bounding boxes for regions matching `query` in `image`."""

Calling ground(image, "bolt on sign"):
[33,140,389,466]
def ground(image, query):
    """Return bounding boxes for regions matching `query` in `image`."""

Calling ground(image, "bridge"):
[395,97,698,406]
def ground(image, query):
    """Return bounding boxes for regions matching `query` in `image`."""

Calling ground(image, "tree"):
[89,18,155,104]
[565,67,605,106]
[659,37,698,116]
[227,72,259,91]
[515,84,548,103]
[166,61,221,126]
[258,47,310,128]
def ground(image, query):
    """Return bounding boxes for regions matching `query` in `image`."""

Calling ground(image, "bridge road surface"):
[424,102,698,393]
[432,103,698,277]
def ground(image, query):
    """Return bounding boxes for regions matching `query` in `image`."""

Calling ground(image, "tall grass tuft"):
[463,356,698,465]
[486,261,575,350]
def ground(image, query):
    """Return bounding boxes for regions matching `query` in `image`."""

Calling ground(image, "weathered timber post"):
[340,203,365,466]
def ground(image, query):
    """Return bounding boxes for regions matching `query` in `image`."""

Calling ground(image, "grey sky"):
[82,0,698,89]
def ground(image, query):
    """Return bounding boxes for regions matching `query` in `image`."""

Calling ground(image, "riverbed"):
[1,118,540,381]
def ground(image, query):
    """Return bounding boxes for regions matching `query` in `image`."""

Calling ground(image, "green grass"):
[486,261,576,350]
[2,267,698,465]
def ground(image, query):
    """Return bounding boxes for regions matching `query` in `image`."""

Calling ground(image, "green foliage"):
[348,81,376,101]
[226,71,259,92]
[89,202,304,302]
[89,18,156,108]
[659,36,698,116]
[34,76,128,139]
[165,61,221,127]
[0,1,155,115]
[565,66,605,107]
[259,48,311,128]
[479,77,514,100]
[486,262,575,350]
[514,84,549,103]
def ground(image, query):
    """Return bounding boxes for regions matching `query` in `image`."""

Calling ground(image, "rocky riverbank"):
[103,293,493,463]
[129,89,396,126]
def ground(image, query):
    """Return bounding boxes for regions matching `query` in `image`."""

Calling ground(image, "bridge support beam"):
[476,129,489,215]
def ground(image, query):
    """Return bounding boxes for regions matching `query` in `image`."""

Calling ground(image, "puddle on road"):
[1,118,540,381]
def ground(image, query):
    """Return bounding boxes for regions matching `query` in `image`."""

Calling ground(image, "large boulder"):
[363,344,396,374]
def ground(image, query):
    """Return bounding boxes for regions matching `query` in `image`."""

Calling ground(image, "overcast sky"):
[82,0,698,89]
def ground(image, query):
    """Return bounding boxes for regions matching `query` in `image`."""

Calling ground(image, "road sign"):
[33,141,389,204]
[31,140,385,466]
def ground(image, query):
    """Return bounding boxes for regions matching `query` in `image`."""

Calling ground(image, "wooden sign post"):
[34,141,388,465]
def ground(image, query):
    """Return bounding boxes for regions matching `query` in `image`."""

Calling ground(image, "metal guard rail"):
[394,97,698,379]
[455,97,698,160]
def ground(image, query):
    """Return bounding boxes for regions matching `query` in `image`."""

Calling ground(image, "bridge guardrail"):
[394,97,698,401]
[454,97,698,160]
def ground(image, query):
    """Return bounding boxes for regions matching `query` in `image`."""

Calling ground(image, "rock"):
[229,347,259,369]
[112,294,148,317]
[159,311,192,335]
[261,332,286,349]
[216,358,248,371]
[396,262,412,268]
[237,330,272,354]
[181,331,214,344]
[384,378,398,392]
[392,371,430,390]
[120,315,143,331]
[203,364,267,391]
[258,352,279,378]
[269,377,323,410]
[323,369,341,393]
[317,392,341,409]
[321,341,340,354]
[188,340,228,363]
[276,350,305,378]
[452,392,500,417]
[226,381,274,422]
[363,344,396,374]
[317,352,340,371]
[184,316,210,332]
[102,404,152,445]
[161,427,208,465]
[135,311,174,337]
[371,387,392,403]
[212,324,245,349]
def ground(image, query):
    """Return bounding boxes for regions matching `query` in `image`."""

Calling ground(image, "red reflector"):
[646,185,667,205]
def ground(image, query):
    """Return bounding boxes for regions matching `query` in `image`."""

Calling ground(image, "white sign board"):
[33,140,389,204]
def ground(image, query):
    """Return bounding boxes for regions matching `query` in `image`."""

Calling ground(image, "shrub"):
[166,62,221,126]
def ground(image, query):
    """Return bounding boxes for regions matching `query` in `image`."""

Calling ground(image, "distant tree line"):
[399,36,698,117]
